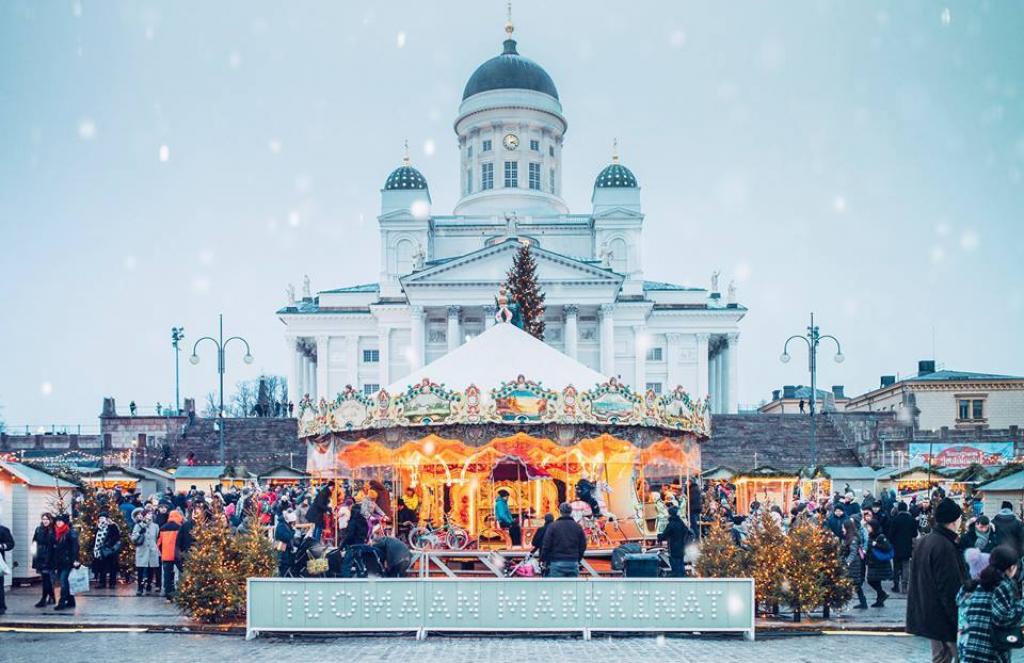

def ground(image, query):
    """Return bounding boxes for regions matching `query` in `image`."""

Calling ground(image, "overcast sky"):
[1,1,1022,428]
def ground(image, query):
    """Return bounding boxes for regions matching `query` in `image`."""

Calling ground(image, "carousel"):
[298,314,708,558]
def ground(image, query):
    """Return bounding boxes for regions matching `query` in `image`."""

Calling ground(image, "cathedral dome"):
[594,163,638,188]
[462,38,559,101]
[384,164,428,190]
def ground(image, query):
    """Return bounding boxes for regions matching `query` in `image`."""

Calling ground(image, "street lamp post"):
[189,314,253,464]
[171,326,185,415]
[780,312,845,468]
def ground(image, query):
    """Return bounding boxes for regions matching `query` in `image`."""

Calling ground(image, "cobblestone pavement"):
[1,632,929,663]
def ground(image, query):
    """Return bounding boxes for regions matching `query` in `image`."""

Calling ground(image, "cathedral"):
[278,17,746,413]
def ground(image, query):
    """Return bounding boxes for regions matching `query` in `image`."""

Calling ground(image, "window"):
[363,384,380,395]
[548,145,555,157]
[504,161,518,188]
[958,398,986,421]
[958,399,969,420]
[467,145,473,158]
[646,382,663,395]
[362,349,379,363]
[481,162,493,190]
[645,347,663,361]
[482,139,492,152]
[528,162,541,190]
[549,168,556,194]
[973,399,984,419]
[530,139,540,151]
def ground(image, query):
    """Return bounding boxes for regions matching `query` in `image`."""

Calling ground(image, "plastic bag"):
[0,555,10,576]
[68,566,90,594]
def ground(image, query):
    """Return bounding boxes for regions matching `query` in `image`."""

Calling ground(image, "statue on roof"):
[495,284,524,329]
[302,274,311,299]
[504,210,519,238]
[711,270,720,293]
[599,241,613,268]
[286,283,296,306]
[727,280,737,304]
[412,242,425,270]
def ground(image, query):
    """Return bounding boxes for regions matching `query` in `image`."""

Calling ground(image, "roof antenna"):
[612,137,619,164]
[505,1,514,38]
[402,138,410,166]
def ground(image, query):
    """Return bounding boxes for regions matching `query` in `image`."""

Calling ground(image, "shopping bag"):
[0,555,10,576]
[68,566,90,594]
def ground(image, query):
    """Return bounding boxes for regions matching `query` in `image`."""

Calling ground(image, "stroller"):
[504,551,541,578]
[286,535,344,578]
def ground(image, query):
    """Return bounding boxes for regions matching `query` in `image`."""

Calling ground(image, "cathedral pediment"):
[401,239,623,288]
[591,206,644,220]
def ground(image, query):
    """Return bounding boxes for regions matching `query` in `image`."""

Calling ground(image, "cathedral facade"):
[278,20,745,413]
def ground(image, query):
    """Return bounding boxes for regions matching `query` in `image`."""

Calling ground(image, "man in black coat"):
[906,498,968,663]
[0,520,15,615]
[657,506,692,577]
[372,536,411,577]
[887,501,918,593]
[530,513,554,555]
[540,503,587,577]
[991,501,1024,557]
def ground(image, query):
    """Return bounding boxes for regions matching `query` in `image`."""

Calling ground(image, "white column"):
[717,347,726,413]
[711,348,722,413]
[306,353,317,401]
[409,306,425,370]
[316,336,329,400]
[599,304,615,377]
[665,333,682,389]
[727,332,740,414]
[695,333,709,400]
[297,351,308,398]
[633,324,647,392]
[378,326,391,387]
[563,305,578,360]
[447,305,461,353]
[483,305,497,329]
[346,335,359,389]
[288,337,303,401]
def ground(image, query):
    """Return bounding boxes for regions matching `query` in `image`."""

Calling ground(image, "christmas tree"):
[818,522,853,618]
[745,511,788,614]
[695,517,746,578]
[782,518,826,621]
[175,508,247,622]
[73,483,136,580]
[506,241,546,340]
[237,505,276,581]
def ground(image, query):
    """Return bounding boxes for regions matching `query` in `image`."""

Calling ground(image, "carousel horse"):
[594,480,617,521]
[574,478,601,518]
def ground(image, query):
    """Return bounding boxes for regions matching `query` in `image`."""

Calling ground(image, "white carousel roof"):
[387,321,609,393]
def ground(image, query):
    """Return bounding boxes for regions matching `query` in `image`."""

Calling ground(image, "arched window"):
[395,239,415,274]
[609,238,628,274]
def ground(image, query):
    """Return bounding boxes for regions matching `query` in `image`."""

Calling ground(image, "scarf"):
[55,522,69,540]
[94,523,107,558]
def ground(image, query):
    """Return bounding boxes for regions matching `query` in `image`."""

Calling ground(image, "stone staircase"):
[704,414,860,472]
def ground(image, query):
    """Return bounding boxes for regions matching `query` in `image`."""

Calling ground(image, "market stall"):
[977,466,1024,515]
[733,466,798,516]
[298,320,708,550]
[78,465,155,495]
[799,465,878,503]
[0,462,78,584]
[878,466,946,499]
[258,465,310,487]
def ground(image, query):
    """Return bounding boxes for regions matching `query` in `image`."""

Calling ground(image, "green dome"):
[384,165,428,190]
[463,39,559,101]
[595,163,637,188]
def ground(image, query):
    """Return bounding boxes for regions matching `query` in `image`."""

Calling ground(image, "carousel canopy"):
[387,321,608,393]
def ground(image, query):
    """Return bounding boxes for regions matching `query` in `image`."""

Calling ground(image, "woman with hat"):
[956,544,1024,663]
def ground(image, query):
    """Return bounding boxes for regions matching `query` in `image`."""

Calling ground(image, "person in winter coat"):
[907,497,969,663]
[990,502,1024,558]
[131,508,160,595]
[157,510,184,600]
[826,505,847,539]
[31,513,56,607]
[865,520,894,607]
[342,507,370,549]
[0,519,13,615]
[530,513,555,557]
[887,501,918,593]
[842,517,868,609]
[51,515,81,611]
[956,544,1024,663]
[657,506,693,577]
[92,512,122,589]
[372,535,412,577]
[305,484,333,541]
[274,510,296,577]
[961,516,999,555]
[540,503,588,577]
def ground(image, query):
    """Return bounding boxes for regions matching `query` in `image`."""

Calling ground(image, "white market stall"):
[0,462,78,585]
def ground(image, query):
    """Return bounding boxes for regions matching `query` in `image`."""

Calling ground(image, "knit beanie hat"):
[1002,501,1013,511]
[935,498,963,525]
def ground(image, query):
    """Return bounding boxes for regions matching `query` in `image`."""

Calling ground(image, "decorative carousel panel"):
[391,379,461,426]
[489,375,559,424]
[328,385,374,431]
[581,378,642,425]
[657,386,711,435]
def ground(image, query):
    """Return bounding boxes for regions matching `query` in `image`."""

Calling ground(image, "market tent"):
[977,467,1024,515]
[0,463,78,584]
[386,320,608,393]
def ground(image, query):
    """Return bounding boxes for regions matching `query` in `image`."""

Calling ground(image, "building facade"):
[843,360,1024,431]
[277,19,746,412]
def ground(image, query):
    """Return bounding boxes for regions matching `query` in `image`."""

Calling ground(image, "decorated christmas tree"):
[818,522,854,618]
[506,241,546,340]
[237,505,276,581]
[695,517,746,578]
[74,483,136,580]
[782,518,826,621]
[745,511,789,614]
[175,508,247,622]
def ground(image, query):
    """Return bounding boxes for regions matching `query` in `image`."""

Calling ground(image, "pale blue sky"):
[1,1,1022,427]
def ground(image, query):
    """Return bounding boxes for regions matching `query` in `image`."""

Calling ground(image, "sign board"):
[909,442,1015,468]
[246,578,755,640]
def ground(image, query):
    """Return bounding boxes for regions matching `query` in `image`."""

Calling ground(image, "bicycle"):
[407,515,470,550]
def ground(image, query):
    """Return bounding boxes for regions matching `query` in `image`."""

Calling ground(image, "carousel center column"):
[599,303,615,376]
[447,305,462,352]
[409,305,425,370]
[563,305,578,359]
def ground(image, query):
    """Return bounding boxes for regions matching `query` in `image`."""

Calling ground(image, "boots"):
[854,586,869,609]
[871,590,890,608]
[34,597,48,608]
